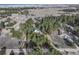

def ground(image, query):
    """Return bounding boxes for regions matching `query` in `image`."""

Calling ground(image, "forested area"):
[9,14,79,54]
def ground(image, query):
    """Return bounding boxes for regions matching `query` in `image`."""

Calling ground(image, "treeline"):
[0,7,45,10]
[61,9,79,12]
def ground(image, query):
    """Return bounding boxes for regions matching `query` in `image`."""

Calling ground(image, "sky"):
[0,4,69,8]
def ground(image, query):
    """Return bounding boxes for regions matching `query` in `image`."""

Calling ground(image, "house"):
[34,29,43,34]
[64,34,74,43]
[58,32,74,43]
